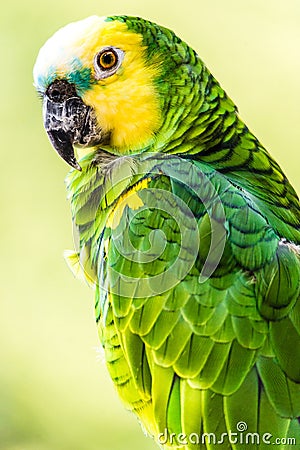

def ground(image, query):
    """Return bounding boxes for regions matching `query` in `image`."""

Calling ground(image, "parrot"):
[33,15,300,450]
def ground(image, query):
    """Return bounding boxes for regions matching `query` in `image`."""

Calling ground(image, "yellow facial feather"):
[80,20,162,152]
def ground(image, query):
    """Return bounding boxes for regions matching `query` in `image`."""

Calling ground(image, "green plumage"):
[35,14,300,450]
[66,150,300,448]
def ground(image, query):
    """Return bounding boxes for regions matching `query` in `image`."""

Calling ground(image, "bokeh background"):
[1,0,300,449]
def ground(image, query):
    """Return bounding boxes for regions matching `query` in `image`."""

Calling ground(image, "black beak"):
[46,128,81,171]
[43,80,101,171]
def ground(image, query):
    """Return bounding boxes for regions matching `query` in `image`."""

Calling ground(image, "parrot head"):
[33,15,199,170]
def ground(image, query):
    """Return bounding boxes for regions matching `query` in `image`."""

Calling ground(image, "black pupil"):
[101,52,115,68]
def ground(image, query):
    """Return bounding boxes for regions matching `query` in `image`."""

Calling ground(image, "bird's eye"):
[94,47,124,79]
[98,51,117,69]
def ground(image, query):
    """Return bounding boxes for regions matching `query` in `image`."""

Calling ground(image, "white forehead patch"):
[33,15,106,89]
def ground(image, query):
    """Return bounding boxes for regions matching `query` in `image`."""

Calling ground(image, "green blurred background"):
[1,0,299,449]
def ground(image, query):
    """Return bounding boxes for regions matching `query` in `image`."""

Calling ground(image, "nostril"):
[46,80,77,103]
[48,89,61,102]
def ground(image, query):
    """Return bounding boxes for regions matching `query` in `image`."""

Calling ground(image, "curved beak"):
[44,118,82,171]
[43,80,101,171]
